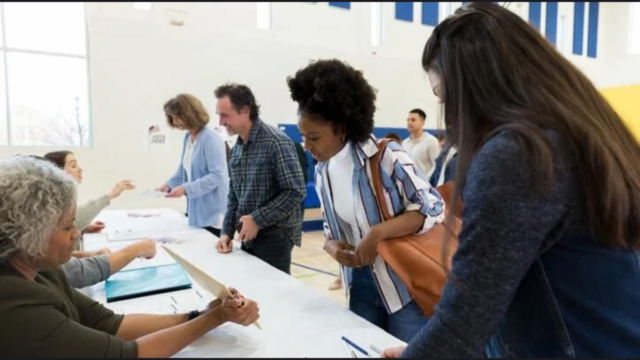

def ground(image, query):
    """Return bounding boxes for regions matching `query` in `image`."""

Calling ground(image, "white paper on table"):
[103,238,181,271]
[110,288,210,315]
[162,244,262,330]
[106,215,188,242]
[107,229,153,242]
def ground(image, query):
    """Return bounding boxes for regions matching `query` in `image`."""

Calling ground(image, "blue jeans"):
[349,267,429,343]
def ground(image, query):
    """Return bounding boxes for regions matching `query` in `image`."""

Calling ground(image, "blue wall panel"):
[545,2,558,46]
[529,2,542,31]
[573,2,585,55]
[396,2,414,22]
[421,2,439,26]
[329,2,350,10]
[587,2,599,58]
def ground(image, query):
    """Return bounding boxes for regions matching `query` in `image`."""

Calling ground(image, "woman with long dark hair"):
[383,3,640,358]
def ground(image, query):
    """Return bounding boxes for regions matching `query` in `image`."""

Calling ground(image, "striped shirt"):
[315,137,445,314]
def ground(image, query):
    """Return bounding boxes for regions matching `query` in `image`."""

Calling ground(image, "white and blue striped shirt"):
[315,136,445,314]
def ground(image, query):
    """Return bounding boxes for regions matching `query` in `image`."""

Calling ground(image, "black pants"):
[241,228,294,275]
[203,227,221,238]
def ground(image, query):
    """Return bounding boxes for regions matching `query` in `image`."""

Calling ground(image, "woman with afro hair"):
[288,59,445,342]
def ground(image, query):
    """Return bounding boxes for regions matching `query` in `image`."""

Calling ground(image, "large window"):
[0,2,91,147]
[630,2,640,54]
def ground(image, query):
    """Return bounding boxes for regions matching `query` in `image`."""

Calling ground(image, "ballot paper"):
[162,244,262,330]
[141,189,167,199]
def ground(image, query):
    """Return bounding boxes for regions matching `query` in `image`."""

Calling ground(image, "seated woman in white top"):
[43,150,134,238]
[42,152,153,288]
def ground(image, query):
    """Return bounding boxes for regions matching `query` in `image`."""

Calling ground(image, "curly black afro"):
[286,59,377,143]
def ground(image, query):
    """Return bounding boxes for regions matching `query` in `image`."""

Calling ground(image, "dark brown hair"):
[43,151,73,169]
[424,3,639,248]
[214,83,261,121]
[287,59,377,142]
[385,132,402,141]
[163,94,210,131]
[409,108,427,121]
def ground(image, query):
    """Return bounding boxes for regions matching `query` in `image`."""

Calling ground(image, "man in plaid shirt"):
[214,83,306,274]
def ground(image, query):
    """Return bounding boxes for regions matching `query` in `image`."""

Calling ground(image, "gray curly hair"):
[0,155,77,262]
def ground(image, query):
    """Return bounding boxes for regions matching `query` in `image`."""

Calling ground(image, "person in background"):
[44,150,134,238]
[435,131,446,149]
[289,59,445,342]
[383,3,640,358]
[428,137,458,188]
[157,94,229,238]
[214,83,306,275]
[402,109,441,178]
[38,154,157,288]
[0,156,260,358]
[293,141,310,220]
[384,132,402,142]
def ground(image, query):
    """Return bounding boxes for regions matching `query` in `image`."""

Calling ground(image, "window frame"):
[0,2,93,147]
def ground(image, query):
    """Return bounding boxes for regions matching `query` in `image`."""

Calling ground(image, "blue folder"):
[105,263,192,302]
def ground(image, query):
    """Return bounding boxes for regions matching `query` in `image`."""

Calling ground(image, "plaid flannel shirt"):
[222,118,306,245]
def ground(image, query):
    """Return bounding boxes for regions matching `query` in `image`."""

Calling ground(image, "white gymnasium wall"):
[0,2,637,211]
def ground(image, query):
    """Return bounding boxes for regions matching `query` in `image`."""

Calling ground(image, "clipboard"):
[105,263,192,302]
[161,244,262,330]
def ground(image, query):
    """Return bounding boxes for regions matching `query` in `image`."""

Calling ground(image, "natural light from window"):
[1,2,91,146]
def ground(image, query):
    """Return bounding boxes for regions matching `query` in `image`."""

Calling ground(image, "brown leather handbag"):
[370,139,462,317]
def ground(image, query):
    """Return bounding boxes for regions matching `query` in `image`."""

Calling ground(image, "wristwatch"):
[187,310,201,321]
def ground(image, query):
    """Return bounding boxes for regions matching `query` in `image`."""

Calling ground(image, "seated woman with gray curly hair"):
[0,155,260,358]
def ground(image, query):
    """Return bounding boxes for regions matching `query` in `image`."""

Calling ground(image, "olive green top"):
[0,261,137,358]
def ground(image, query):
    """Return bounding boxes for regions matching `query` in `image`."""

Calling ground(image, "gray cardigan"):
[60,255,111,288]
[62,195,112,288]
[76,195,110,231]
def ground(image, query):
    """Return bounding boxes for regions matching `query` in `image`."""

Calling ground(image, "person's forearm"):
[72,250,93,259]
[76,195,110,230]
[134,312,225,358]
[376,210,425,240]
[117,313,188,340]
[107,243,143,273]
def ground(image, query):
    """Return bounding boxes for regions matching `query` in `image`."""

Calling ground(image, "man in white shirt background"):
[401,108,441,179]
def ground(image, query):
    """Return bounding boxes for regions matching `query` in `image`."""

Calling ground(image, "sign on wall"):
[147,122,169,153]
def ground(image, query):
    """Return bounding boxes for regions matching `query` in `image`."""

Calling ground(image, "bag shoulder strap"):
[369,138,395,222]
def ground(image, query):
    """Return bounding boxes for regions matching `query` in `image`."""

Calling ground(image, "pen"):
[342,340,358,358]
[341,336,369,357]
[370,345,383,356]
